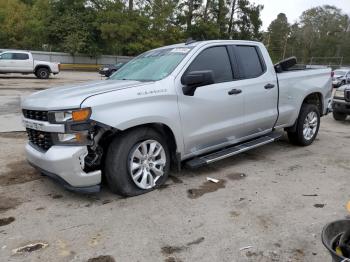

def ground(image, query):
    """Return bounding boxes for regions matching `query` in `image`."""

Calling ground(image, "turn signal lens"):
[72,108,91,122]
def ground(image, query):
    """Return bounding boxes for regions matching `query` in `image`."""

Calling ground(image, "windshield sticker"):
[170,48,191,54]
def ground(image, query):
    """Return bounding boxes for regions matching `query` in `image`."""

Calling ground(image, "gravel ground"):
[0,72,349,262]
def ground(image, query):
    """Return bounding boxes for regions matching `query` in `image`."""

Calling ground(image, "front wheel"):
[287,104,320,146]
[333,112,347,121]
[105,128,170,196]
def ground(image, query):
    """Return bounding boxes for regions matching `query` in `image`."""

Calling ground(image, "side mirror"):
[181,70,214,96]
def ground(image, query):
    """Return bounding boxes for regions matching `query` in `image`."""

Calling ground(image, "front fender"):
[115,115,184,154]
[81,83,184,154]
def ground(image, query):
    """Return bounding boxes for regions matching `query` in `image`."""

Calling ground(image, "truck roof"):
[153,39,263,50]
[0,50,31,54]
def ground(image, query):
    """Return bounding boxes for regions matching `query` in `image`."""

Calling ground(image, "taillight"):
[331,71,334,77]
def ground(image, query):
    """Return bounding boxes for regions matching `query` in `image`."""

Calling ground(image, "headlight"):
[334,90,344,98]
[53,111,72,122]
[57,132,87,143]
[50,108,92,145]
[52,108,91,123]
[58,133,77,142]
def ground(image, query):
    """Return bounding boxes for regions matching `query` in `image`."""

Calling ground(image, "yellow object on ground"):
[59,64,101,71]
[336,246,344,256]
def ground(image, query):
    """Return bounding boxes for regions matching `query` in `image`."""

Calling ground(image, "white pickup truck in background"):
[0,50,60,79]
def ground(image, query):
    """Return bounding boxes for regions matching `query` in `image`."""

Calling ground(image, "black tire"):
[341,80,346,86]
[104,127,170,197]
[36,68,50,79]
[287,104,320,146]
[333,111,347,121]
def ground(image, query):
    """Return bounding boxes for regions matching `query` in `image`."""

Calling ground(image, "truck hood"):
[21,80,148,110]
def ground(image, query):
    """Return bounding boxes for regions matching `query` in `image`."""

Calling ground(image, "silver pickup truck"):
[21,40,332,196]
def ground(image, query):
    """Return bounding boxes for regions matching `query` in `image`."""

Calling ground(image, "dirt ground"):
[0,71,349,262]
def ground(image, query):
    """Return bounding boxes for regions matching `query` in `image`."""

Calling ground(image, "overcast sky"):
[252,0,350,30]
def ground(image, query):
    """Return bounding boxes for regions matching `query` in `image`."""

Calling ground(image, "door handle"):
[228,89,242,95]
[264,83,275,89]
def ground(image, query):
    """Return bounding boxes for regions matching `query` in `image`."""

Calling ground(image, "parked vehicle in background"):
[21,40,332,196]
[99,62,125,77]
[0,51,59,79]
[332,68,350,88]
[332,84,350,121]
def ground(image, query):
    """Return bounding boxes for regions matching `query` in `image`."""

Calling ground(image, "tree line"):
[265,5,350,65]
[0,0,263,56]
[0,1,349,65]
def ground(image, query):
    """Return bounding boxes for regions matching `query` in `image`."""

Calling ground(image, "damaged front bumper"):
[26,143,101,193]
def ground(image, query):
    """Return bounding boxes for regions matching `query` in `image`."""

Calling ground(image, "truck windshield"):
[109,47,193,81]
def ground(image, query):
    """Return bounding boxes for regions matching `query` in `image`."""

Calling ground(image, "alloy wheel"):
[129,140,166,189]
[303,111,318,140]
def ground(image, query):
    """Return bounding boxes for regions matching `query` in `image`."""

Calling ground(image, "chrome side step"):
[185,132,283,169]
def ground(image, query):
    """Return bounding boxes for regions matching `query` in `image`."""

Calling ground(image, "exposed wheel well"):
[285,92,323,133]
[302,92,323,116]
[98,123,178,170]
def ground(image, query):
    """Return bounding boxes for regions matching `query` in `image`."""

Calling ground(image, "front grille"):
[345,90,350,102]
[23,109,48,121]
[26,128,53,151]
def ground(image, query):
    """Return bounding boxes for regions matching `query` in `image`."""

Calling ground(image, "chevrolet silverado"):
[21,40,333,196]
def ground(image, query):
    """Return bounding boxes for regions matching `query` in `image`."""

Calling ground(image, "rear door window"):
[13,53,29,60]
[186,46,233,83]
[234,45,265,78]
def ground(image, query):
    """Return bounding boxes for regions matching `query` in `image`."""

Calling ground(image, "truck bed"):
[275,67,332,128]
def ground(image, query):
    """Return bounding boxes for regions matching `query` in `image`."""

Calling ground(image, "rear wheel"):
[105,127,170,196]
[333,112,347,121]
[36,68,50,79]
[287,104,320,146]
